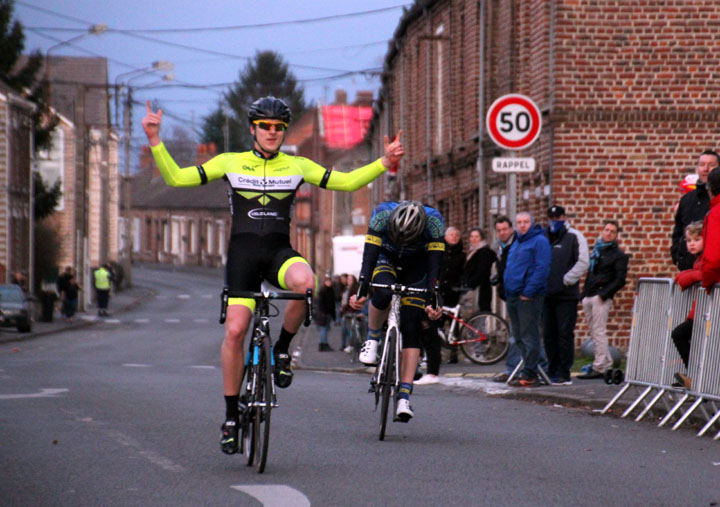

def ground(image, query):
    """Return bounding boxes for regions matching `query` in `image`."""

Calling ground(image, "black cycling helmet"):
[247,96,291,125]
[387,201,426,245]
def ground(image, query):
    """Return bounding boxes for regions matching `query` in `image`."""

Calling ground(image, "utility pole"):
[122,86,133,287]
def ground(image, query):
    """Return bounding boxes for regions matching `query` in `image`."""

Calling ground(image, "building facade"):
[127,144,230,268]
[368,0,720,348]
[0,81,34,285]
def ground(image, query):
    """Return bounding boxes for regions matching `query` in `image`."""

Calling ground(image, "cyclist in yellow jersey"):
[141,97,404,455]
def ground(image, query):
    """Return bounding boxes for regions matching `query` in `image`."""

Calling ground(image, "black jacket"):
[494,233,516,302]
[463,244,497,311]
[438,240,465,306]
[315,284,336,326]
[581,242,629,300]
[545,223,589,300]
[672,183,710,271]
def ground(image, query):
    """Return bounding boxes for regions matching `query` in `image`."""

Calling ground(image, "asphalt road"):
[1,265,719,506]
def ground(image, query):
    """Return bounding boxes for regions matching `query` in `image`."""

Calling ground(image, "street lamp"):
[115,62,174,287]
[45,24,107,97]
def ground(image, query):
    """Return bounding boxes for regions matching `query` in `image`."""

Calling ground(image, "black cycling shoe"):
[220,419,239,454]
[274,351,293,388]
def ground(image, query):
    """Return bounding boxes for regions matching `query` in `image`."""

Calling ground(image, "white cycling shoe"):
[359,339,379,365]
[395,398,414,422]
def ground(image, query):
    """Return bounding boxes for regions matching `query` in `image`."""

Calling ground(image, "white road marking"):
[108,430,185,473]
[164,318,180,323]
[178,294,190,299]
[134,318,150,323]
[81,316,97,322]
[122,363,151,368]
[231,485,311,507]
[0,388,68,400]
[104,319,121,324]
[189,365,215,370]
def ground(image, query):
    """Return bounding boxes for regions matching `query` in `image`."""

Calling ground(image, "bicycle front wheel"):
[243,362,256,466]
[379,327,396,441]
[460,312,510,365]
[253,338,273,473]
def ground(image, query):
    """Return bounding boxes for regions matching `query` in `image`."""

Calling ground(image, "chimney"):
[353,91,374,107]
[334,89,347,105]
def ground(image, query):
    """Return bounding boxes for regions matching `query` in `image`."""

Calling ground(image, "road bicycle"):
[436,302,510,365]
[363,281,432,441]
[342,311,367,363]
[220,287,312,473]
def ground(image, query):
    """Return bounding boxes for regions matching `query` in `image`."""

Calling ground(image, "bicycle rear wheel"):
[253,338,273,473]
[460,312,510,365]
[379,328,396,441]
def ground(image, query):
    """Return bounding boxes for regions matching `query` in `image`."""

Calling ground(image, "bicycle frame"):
[440,304,489,346]
[374,292,402,398]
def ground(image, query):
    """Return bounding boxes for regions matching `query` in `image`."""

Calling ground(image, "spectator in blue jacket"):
[504,211,551,387]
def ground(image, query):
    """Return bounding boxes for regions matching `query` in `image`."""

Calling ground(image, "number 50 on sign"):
[486,94,542,151]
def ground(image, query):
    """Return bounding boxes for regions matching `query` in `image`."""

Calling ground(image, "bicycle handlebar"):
[356,276,440,309]
[219,287,313,326]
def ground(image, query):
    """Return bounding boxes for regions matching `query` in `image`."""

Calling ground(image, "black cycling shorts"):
[225,233,309,309]
[371,254,429,349]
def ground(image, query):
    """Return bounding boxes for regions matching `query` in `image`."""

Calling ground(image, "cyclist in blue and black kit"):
[142,97,405,455]
[349,201,445,421]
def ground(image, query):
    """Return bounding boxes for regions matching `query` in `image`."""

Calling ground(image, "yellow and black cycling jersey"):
[150,143,387,236]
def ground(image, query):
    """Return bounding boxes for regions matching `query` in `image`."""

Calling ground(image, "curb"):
[0,286,156,346]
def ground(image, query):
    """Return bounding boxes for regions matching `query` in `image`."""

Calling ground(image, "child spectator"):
[671,222,704,389]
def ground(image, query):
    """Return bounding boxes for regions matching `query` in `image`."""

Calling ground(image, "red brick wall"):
[374,0,720,349]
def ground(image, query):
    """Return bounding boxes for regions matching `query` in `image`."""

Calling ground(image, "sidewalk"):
[0,284,155,346]
[291,320,647,418]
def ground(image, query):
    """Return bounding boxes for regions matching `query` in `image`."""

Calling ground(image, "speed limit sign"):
[486,94,542,150]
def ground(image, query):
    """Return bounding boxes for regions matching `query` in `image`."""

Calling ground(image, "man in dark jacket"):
[578,220,629,379]
[671,150,719,271]
[315,277,336,351]
[504,212,551,387]
[417,226,465,385]
[543,205,589,385]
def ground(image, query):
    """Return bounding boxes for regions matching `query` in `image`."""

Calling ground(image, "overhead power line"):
[21,2,410,33]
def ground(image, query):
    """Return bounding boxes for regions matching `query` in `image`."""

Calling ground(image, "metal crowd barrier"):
[601,279,720,439]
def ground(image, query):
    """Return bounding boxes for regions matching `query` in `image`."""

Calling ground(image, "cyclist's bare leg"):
[368,301,390,330]
[281,262,316,333]
[221,305,252,395]
[400,347,421,384]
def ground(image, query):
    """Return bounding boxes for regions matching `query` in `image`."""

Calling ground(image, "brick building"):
[367,0,720,348]
[285,90,375,278]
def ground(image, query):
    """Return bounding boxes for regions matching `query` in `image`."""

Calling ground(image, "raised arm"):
[302,130,405,192]
[141,100,224,188]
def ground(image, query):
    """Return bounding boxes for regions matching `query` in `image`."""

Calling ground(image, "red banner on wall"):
[321,105,372,149]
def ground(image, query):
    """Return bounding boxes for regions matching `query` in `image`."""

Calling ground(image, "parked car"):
[0,284,32,333]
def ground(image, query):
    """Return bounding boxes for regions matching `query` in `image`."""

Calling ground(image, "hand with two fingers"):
[141,100,163,147]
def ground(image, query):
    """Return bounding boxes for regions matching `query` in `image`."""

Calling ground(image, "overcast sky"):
[16,0,410,149]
